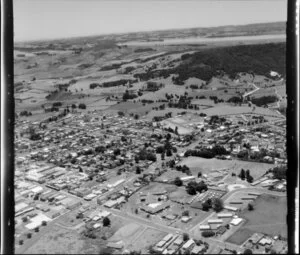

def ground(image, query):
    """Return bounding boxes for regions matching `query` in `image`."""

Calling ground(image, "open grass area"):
[22,215,127,254]
[201,104,283,117]
[180,157,274,180]
[226,194,287,245]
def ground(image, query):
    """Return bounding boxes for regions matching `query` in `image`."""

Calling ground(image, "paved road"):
[100,206,184,235]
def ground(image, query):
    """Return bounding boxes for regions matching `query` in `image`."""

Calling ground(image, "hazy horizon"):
[14,0,287,42]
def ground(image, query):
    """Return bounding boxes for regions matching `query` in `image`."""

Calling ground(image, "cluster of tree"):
[152,116,166,122]
[251,95,278,107]
[238,169,254,183]
[141,99,154,104]
[146,81,163,91]
[227,96,243,104]
[156,140,177,157]
[82,228,97,239]
[20,110,32,117]
[184,145,229,159]
[201,230,215,238]
[272,165,286,180]
[209,96,224,104]
[237,150,249,159]
[100,63,123,71]
[186,181,208,195]
[166,94,195,110]
[209,115,226,125]
[78,103,86,109]
[123,90,138,101]
[174,164,190,174]
[174,177,183,186]
[134,69,171,81]
[90,83,100,89]
[202,197,224,212]
[190,84,199,89]
[52,102,62,107]
[123,66,136,74]
[29,132,41,141]
[136,149,157,162]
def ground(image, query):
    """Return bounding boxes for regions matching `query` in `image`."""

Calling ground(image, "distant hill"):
[14,21,285,45]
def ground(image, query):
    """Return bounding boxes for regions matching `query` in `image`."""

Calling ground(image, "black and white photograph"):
[1,0,299,254]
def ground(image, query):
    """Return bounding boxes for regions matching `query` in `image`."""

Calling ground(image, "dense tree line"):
[134,43,285,83]
[272,165,286,180]
[20,110,32,117]
[251,95,278,107]
[99,79,137,88]
[134,48,155,53]
[184,145,229,159]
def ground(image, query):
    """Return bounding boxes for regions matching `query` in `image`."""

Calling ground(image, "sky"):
[14,0,287,42]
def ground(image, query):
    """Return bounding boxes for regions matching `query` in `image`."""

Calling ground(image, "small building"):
[199,225,211,230]
[181,216,192,223]
[173,237,184,246]
[217,213,233,218]
[182,239,195,251]
[230,218,243,226]
[248,233,264,244]
[208,219,223,224]
[191,245,205,254]
[224,205,238,212]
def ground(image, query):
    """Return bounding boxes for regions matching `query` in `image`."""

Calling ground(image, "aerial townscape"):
[14,17,288,255]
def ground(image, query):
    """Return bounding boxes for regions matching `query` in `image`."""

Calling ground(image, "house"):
[248,233,264,244]
[259,237,273,246]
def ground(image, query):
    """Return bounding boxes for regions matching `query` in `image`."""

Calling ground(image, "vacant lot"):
[226,194,287,245]
[24,225,85,254]
[109,222,144,248]
[128,227,168,253]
